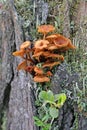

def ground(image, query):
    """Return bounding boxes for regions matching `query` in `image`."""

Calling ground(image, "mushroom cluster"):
[13,25,76,82]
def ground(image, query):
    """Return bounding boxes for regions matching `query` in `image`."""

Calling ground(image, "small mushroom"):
[53,35,69,48]
[17,60,27,70]
[20,41,31,50]
[12,49,25,57]
[34,40,49,49]
[38,25,55,38]
[34,66,44,75]
[42,61,60,69]
[32,51,44,61]
[45,53,64,61]
[46,34,58,41]
[46,34,72,49]
[34,75,50,82]
[47,44,58,50]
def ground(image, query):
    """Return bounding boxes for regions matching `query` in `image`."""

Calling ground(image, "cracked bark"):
[0,0,37,130]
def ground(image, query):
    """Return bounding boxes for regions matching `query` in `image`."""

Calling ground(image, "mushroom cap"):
[12,49,25,57]
[34,66,44,75]
[46,34,58,41]
[53,34,69,48]
[32,51,43,57]
[45,53,64,61]
[42,61,60,69]
[34,75,50,82]
[20,41,31,49]
[47,44,58,50]
[46,34,70,49]
[46,34,76,50]
[17,60,27,70]
[34,40,49,49]
[38,25,55,34]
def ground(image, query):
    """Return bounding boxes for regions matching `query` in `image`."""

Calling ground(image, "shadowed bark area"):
[0,0,87,130]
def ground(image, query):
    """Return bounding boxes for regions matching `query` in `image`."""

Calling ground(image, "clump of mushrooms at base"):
[13,25,76,83]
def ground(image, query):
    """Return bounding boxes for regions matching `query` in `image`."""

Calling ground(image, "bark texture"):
[0,1,36,130]
[0,0,87,130]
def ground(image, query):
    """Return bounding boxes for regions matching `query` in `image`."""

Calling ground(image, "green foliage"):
[49,107,59,118]
[34,116,51,130]
[35,90,66,130]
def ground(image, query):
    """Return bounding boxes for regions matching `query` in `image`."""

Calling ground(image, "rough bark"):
[0,1,37,130]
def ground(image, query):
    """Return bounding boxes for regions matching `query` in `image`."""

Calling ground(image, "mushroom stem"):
[43,33,46,39]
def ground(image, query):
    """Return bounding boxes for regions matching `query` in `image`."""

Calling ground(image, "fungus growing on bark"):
[34,66,44,75]
[46,34,75,50]
[46,34,58,41]
[12,50,25,57]
[43,53,64,61]
[13,24,76,83]
[17,60,27,70]
[38,25,55,39]
[42,61,60,69]
[34,40,49,49]
[34,75,50,82]
[20,41,31,50]
[47,44,58,50]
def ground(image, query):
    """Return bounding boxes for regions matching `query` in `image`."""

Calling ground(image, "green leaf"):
[42,114,50,122]
[43,123,51,130]
[56,93,67,108]
[49,107,59,118]
[33,116,51,130]
[39,91,48,101]
[33,116,44,127]
[47,90,54,102]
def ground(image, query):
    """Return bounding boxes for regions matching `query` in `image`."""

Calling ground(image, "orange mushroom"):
[45,53,64,61]
[20,41,31,50]
[53,34,75,50]
[47,44,58,50]
[52,34,69,48]
[34,66,44,75]
[34,40,49,49]
[17,60,27,70]
[46,34,58,41]
[12,49,25,57]
[34,75,50,82]
[38,25,55,39]
[46,34,76,51]
[32,51,44,61]
[42,61,60,69]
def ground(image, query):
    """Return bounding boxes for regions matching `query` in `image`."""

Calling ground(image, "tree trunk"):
[0,0,87,130]
[0,0,37,130]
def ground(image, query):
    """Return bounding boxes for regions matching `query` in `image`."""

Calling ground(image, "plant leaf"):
[39,91,48,101]
[33,116,44,127]
[56,93,66,108]
[47,90,54,102]
[49,107,59,118]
